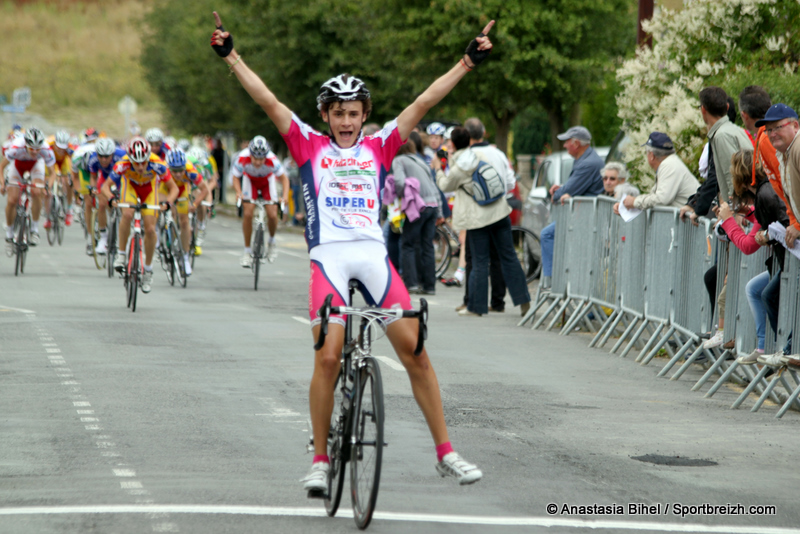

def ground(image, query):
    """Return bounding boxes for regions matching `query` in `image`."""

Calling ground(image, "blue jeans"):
[383,220,401,272]
[541,221,556,278]
[401,207,437,292]
[467,216,531,315]
[746,271,770,350]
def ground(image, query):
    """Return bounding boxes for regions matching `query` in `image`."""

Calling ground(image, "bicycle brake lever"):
[414,298,428,356]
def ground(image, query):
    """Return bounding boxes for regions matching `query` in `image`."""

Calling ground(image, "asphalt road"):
[1,200,800,534]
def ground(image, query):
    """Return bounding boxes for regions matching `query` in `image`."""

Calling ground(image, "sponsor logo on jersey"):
[320,157,374,170]
[325,197,375,209]
[331,213,372,229]
[303,182,316,240]
[325,178,373,195]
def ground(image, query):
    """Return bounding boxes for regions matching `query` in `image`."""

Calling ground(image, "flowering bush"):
[616,0,800,188]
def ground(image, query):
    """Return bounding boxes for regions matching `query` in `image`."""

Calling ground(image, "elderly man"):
[615,132,699,214]
[680,87,752,224]
[540,126,604,287]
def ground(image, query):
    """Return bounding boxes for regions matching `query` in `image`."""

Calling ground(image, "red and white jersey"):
[231,149,284,181]
[4,139,56,167]
[2,134,23,157]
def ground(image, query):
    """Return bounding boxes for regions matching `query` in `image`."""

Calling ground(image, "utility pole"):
[638,0,654,48]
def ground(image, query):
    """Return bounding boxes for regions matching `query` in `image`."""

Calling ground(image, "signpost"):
[118,95,137,138]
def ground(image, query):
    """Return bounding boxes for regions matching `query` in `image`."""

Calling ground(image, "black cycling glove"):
[211,24,234,58]
[464,33,491,67]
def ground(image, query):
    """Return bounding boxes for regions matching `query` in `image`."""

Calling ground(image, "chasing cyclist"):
[106,137,179,293]
[145,128,171,161]
[165,148,211,276]
[87,138,127,254]
[211,11,492,491]
[43,131,74,230]
[231,136,289,267]
[1,128,55,248]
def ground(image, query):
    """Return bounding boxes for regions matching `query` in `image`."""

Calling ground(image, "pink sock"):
[436,442,454,462]
[313,455,330,464]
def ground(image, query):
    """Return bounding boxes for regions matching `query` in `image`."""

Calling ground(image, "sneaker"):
[267,242,277,263]
[737,349,762,365]
[440,277,461,287]
[520,301,531,317]
[702,330,724,349]
[184,256,192,277]
[43,219,52,229]
[786,357,800,369]
[301,462,329,492]
[407,286,421,294]
[722,339,735,350]
[65,213,73,226]
[457,308,482,317]
[196,230,205,246]
[757,351,785,367]
[489,307,505,313]
[240,253,253,268]
[85,243,93,256]
[435,452,482,485]
[30,232,39,246]
[141,270,153,293]
[420,289,436,295]
[455,303,467,312]
[5,239,13,257]
[113,252,126,272]
[95,238,108,255]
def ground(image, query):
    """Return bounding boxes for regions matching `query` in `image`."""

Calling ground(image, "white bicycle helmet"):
[95,138,116,157]
[24,128,46,149]
[249,136,270,158]
[145,127,164,143]
[426,122,446,136]
[127,136,151,163]
[177,138,191,152]
[54,130,70,149]
[316,74,371,110]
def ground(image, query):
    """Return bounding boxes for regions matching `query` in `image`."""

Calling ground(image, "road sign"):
[12,87,31,108]
[118,96,137,116]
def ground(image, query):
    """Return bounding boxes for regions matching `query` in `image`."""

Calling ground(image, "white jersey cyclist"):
[231,147,284,201]
[281,114,403,251]
[4,138,56,184]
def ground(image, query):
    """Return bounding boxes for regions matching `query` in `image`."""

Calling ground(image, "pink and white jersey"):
[231,149,284,181]
[281,113,403,251]
[4,139,55,171]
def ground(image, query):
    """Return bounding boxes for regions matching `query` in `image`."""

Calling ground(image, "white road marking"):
[375,355,405,371]
[120,481,143,490]
[73,402,91,407]
[276,248,307,260]
[291,316,311,325]
[0,505,794,533]
[113,469,136,477]
[0,303,35,314]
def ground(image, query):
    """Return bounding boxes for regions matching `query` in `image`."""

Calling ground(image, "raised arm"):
[210,12,293,134]
[396,21,495,141]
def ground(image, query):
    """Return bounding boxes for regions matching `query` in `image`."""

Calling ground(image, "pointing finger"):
[481,20,495,36]
[213,11,222,28]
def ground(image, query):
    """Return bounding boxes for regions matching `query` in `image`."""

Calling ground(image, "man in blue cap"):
[616,132,699,213]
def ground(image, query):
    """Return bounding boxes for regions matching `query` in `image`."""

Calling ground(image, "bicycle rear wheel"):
[14,216,26,276]
[160,227,175,286]
[510,226,542,283]
[350,356,384,529]
[56,196,65,245]
[253,226,264,291]
[46,196,57,246]
[433,225,452,278]
[107,218,118,278]
[130,236,141,312]
[91,209,106,270]
[170,223,186,288]
[324,369,349,517]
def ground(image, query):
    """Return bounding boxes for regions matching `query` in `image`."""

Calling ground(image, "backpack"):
[463,160,506,206]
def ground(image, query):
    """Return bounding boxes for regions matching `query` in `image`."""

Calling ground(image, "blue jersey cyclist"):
[211,11,493,492]
[88,138,127,255]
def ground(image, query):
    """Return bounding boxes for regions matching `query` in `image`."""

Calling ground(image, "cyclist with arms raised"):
[108,137,179,293]
[211,11,492,491]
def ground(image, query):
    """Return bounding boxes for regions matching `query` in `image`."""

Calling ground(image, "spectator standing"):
[391,131,442,294]
[616,133,699,214]
[540,126,604,287]
[437,127,530,317]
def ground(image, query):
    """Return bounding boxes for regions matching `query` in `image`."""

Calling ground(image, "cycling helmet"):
[166,148,187,169]
[84,128,99,142]
[177,138,191,152]
[54,130,70,149]
[187,146,209,167]
[249,136,270,158]
[316,74,371,110]
[426,122,446,136]
[95,137,116,157]
[164,136,176,149]
[127,136,151,163]
[444,126,455,141]
[24,128,46,149]
[145,127,164,143]
[12,123,22,132]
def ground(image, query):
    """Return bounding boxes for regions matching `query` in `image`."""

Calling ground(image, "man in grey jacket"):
[616,132,700,213]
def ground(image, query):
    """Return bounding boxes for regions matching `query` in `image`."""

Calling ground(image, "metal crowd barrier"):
[522,196,800,417]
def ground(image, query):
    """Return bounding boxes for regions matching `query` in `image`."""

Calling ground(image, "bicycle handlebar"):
[313,294,428,356]
[117,203,161,210]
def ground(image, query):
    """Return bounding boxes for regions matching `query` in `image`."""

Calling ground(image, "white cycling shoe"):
[267,242,277,263]
[240,253,253,268]
[301,462,329,492]
[436,452,483,485]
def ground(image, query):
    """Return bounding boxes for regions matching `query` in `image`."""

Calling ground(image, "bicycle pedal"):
[306,489,327,500]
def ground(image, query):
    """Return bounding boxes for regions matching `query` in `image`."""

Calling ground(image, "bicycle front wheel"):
[170,223,186,288]
[325,370,349,517]
[350,356,384,529]
[46,196,57,246]
[56,197,65,245]
[253,226,264,291]
[91,209,106,270]
[130,236,141,312]
[433,225,452,279]
[14,216,26,276]
[107,219,117,278]
[510,226,542,284]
